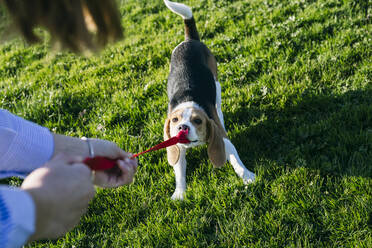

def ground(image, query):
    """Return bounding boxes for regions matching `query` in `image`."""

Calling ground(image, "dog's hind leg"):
[223,138,255,184]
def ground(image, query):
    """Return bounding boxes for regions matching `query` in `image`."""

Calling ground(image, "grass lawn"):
[1,0,371,247]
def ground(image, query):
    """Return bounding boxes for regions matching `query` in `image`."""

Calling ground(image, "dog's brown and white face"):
[164,103,227,168]
[167,107,209,146]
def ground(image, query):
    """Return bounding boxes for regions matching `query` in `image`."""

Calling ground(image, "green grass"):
[1,0,371,247]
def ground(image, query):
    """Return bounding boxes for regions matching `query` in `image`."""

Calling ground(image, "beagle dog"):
[163,0,256,200]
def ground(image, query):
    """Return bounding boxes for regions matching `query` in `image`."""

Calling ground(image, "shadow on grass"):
[224,88,372,178]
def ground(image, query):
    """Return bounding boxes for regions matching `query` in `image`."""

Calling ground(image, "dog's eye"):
[193,118,202,125]
[172,117,179,123]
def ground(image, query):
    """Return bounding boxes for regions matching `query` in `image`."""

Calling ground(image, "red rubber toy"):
[83,130,190,171]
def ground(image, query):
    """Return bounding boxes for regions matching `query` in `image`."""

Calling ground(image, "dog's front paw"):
[171,189,186,200]
[242,170,256,184]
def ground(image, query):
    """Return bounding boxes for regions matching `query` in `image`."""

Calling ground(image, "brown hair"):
[1,0,123,52]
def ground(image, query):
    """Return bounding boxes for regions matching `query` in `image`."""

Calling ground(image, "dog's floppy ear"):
[164,116,180,165]
[207,119,226,168]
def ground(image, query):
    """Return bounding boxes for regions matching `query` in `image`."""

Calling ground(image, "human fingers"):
[92,159,136,188]
[46,159,95,202]
[65,162,96,207]
[123,157,138,171]
[70,162,92,177]
[117,159,137,185]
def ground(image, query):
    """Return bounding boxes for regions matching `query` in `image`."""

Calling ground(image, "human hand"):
[92,157,138,188]
[81,138,138,187]
[52,134,138,188]
[21,154,95,241]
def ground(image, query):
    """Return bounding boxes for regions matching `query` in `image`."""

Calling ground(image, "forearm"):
[52,134,90,159]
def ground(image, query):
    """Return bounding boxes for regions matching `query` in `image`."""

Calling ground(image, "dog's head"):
[164,106,226,167]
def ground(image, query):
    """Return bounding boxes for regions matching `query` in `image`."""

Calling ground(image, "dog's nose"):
[178,124,190,131]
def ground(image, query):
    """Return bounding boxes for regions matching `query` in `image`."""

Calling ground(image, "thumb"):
[47,153,84,166]
[70,162,93,179]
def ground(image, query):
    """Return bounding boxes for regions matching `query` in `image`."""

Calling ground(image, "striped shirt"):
[0,109,54,247]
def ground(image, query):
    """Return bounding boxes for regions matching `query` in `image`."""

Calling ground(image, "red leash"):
[83,130,190,171]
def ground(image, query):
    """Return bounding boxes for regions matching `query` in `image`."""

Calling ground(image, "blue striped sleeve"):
[0,109,54,178]
[0,186,35,248]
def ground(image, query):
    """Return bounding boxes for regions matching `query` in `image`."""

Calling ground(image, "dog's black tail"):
[164,0,200,41]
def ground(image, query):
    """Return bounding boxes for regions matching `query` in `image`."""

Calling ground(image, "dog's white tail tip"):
[164,0,193,20]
